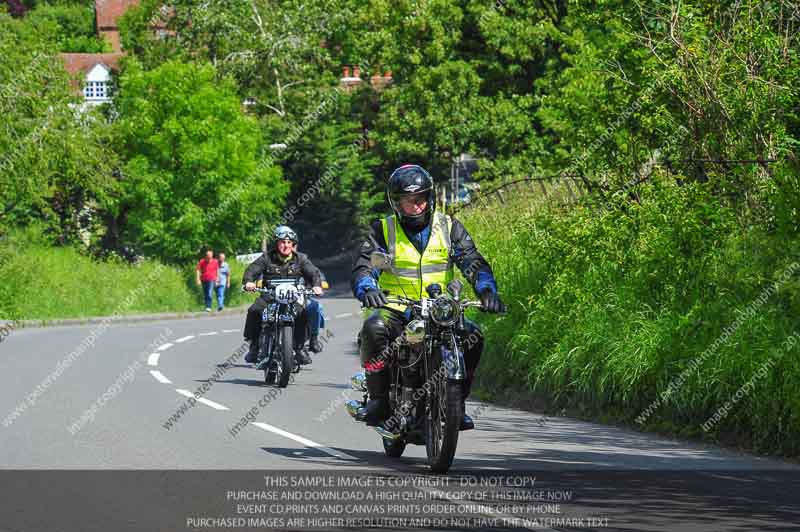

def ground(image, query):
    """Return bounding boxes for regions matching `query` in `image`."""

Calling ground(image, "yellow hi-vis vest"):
[380,212,453,310]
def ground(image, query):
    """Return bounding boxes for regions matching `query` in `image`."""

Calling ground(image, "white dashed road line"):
[334,313,354,318]
[252,422,358,461]
[175,389,229,410]
[150,370,172,384]
[196,397,230,410]
[159,329,355,463]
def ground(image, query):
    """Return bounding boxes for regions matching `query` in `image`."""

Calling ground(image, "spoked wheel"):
[381,365,405,458]
[276,325,294,388]
[425,377,463,474]
[259,331,275,385]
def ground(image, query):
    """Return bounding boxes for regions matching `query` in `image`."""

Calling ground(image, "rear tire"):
[425,380,463,474]
[277,325,294,388]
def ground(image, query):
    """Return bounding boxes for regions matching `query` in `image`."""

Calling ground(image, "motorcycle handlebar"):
[361,296,493,312]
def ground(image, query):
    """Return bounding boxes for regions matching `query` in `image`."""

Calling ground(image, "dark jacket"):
[243,249,322,288]
[351,214,498,301]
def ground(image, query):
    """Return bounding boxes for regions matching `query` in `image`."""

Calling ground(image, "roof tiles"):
[95,0,140,29]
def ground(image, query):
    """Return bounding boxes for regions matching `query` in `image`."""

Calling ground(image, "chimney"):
[370,69,393,91]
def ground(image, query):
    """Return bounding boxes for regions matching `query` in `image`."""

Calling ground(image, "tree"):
[25,2,110,52]
[112,60,287,262]
[334,0,550,182]
[279,113,381,256]
[0,10,116,243]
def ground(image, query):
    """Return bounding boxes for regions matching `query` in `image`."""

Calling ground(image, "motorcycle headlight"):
[430,296,459,326]
[403,319,426,345]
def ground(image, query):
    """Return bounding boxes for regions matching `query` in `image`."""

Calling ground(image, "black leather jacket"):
[243,249,322,288]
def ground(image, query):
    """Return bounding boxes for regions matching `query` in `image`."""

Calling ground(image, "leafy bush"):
[463,177,800,456]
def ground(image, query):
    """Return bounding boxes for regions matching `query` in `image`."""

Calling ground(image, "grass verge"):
[0,227,255,320]
[461,174,800,457]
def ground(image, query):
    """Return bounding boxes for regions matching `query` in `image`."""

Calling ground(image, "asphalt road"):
[1,296,798,532]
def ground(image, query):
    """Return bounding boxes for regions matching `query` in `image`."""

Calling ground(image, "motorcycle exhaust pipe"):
[373,425,401,441]
[350,372,367,392]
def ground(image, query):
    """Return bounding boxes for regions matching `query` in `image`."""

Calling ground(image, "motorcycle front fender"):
[278,303,295,324]
[440,334,466,380]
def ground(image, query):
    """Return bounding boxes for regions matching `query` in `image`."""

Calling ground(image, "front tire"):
[425,380,463,474]
[260,330,274,384]
[277,325,294,388]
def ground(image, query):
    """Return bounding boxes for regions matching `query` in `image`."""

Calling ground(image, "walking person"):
[196,249,219,312]
[216,252,231,311]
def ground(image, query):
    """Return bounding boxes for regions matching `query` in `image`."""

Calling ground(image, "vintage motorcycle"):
[252,279,316,387]
[346,254,488,473]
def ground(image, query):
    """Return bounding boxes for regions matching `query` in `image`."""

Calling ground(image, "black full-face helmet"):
[387,164,436,226]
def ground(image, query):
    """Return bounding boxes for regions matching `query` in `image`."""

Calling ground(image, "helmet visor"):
[274,227,297,242]
[396,192,430,216]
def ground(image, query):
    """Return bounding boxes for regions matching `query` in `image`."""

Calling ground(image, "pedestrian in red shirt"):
[196,249,219,312]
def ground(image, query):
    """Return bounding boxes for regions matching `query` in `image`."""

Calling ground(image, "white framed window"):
[84,64,113,103]
[84,81,109,101]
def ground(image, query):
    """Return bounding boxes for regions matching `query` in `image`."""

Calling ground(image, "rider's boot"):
[359,370,390,427]
[308,334,323,353]
[244,339,259,364]
[295,349,312,365]
[459,375,475,431]
[459,407,475,431]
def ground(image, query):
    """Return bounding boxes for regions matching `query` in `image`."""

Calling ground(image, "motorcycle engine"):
[403,319,425,346]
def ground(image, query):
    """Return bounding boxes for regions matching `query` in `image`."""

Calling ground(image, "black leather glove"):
[363,289,388,309]
[479,289,505,313]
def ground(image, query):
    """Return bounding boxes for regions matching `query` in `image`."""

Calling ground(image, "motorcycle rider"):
[351,164,505,431]
[243,225,325,365]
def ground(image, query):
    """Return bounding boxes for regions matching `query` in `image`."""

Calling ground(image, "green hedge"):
[462,176,800,456]
[0,227,255,320]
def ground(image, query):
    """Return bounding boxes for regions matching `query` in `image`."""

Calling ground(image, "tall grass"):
[461,174,800,456]
[0,226,255,320]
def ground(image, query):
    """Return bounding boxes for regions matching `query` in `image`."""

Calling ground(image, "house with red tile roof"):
[60,0,168,106]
